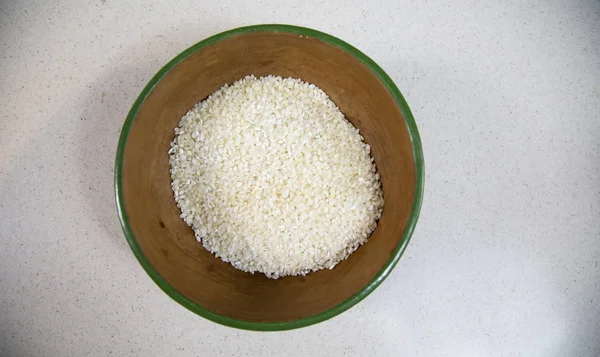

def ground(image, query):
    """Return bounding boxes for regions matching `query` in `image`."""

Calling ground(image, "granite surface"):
[1,0,599,356]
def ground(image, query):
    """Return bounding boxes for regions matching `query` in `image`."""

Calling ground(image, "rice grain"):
[169,75,384,278]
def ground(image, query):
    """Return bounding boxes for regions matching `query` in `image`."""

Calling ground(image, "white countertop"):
[1,0,599,356]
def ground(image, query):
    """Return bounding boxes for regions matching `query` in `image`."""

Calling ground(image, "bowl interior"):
[120,30,416,325]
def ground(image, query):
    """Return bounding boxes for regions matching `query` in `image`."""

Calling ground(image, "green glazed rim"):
[115,24,424,331]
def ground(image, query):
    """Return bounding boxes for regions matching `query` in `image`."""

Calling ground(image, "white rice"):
[169,75,384,278]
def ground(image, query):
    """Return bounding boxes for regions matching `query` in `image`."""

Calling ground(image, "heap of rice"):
[169,75,384,278]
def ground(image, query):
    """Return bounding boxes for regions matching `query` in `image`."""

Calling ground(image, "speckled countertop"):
[1,1,599,356]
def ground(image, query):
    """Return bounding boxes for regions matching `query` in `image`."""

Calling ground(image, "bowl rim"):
[114,24,424,331]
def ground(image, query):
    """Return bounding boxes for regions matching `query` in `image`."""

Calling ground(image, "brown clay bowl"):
[115,25,424,330]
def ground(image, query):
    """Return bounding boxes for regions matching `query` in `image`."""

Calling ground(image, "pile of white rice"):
[169,75,384,278]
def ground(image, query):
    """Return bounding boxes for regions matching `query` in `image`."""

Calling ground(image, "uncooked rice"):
[169,75,384,278]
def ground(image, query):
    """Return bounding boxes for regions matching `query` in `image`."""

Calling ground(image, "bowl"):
[115,24,424,330]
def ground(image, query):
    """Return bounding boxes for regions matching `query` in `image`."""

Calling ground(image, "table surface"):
[2,0,599,356]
